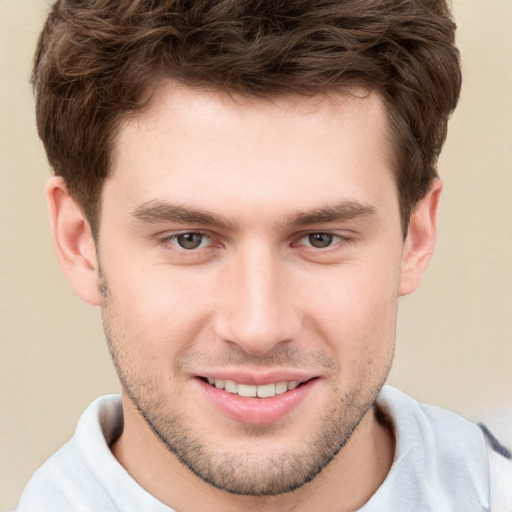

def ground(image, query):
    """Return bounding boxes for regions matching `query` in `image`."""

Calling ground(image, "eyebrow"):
[287,201,377,227]
[131,201,236,230]
[131,199,376,230]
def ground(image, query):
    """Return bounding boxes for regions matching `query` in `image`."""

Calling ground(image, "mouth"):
[200,377,311,398]
[197,375,318,425]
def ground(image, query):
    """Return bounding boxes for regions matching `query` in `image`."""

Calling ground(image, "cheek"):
[297,259,399,359]
[104,265,215,350]
[100,270,210,394]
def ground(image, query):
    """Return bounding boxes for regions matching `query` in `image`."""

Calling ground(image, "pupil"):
[177,233,202,249]
[309,233,333,248]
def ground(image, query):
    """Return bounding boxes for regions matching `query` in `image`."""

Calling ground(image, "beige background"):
[1,0,511,509]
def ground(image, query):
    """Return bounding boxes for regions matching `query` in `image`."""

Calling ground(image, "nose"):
[213,244,301,355]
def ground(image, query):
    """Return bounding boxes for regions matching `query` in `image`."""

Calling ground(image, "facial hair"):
[99,273,392,496]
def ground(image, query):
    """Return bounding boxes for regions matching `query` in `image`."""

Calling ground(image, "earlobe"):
[46,176,101,306]
[399,179,442,296]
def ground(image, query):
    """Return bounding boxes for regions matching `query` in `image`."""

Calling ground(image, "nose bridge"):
[214,241,299,354]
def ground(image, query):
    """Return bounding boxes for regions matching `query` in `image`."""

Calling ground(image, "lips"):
[197,374,317,425]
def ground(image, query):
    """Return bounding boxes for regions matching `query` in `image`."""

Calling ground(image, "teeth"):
[275,381,288,394]
[237,383,257,397]
[257,383,275,398]
[208,378,303,398]
[224,380,238,393]
[287,380,299,390]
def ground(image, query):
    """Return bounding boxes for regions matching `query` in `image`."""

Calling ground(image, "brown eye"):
[175,233,205,250]
[307,233,334,248]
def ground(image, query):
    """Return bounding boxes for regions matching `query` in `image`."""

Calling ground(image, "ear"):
[46,176,101,306]
[399,178,442,296]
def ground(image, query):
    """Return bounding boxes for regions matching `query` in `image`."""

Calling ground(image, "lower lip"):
[197,378,317,425]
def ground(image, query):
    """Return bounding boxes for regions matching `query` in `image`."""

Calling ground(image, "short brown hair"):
[32,0,461,235]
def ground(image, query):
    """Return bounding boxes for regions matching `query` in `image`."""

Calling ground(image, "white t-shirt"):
[16,386,512,511]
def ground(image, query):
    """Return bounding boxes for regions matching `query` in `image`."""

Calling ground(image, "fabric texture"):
[16,386,512,512]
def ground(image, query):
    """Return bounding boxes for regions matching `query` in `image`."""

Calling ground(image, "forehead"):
[106,82,396,224]
[129,83,390,146]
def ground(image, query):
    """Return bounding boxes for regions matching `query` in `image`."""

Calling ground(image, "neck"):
[111,396,394,512]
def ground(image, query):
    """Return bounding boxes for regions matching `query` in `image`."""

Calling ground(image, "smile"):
[198,375,317,424]
[205,377,303,398]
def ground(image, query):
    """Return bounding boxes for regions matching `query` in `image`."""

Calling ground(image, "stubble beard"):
[99,275,392,497]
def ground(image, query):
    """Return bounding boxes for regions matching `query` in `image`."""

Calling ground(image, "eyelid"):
[159,230,213,250]
[293,231,352,248]
[155,229,353,254]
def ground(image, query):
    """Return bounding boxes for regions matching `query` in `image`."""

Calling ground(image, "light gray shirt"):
[16,386,512,511]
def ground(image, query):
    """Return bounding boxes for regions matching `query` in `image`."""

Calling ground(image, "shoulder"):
[489,450,512,511]
[16,395,173,512]
[16,395,123,512]
[16,439,114,512]
[377,385,489,451]
[481,425,512,511]
[371,387,492,510]
[377,387,512,510]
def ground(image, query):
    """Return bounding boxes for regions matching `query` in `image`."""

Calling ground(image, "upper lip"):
[196,369,317,386]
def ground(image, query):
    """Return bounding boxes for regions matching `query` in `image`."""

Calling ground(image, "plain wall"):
[1,1,511,509]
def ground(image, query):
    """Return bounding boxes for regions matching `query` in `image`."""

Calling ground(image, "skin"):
[47,83,441,512]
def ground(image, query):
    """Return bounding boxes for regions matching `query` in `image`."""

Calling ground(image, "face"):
[97,85,404,495]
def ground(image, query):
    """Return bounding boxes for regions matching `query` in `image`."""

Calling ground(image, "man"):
[16,0,512,510]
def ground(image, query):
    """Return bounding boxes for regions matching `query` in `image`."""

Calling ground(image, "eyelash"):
[158,230,352,253]
[160,231,213,251]
[293,232,352,250]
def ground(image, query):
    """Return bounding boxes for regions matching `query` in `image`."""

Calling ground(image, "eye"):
[169,232,210,250]
[291,232,352,251]
[291,232,352,256]
[305,233,336,248]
